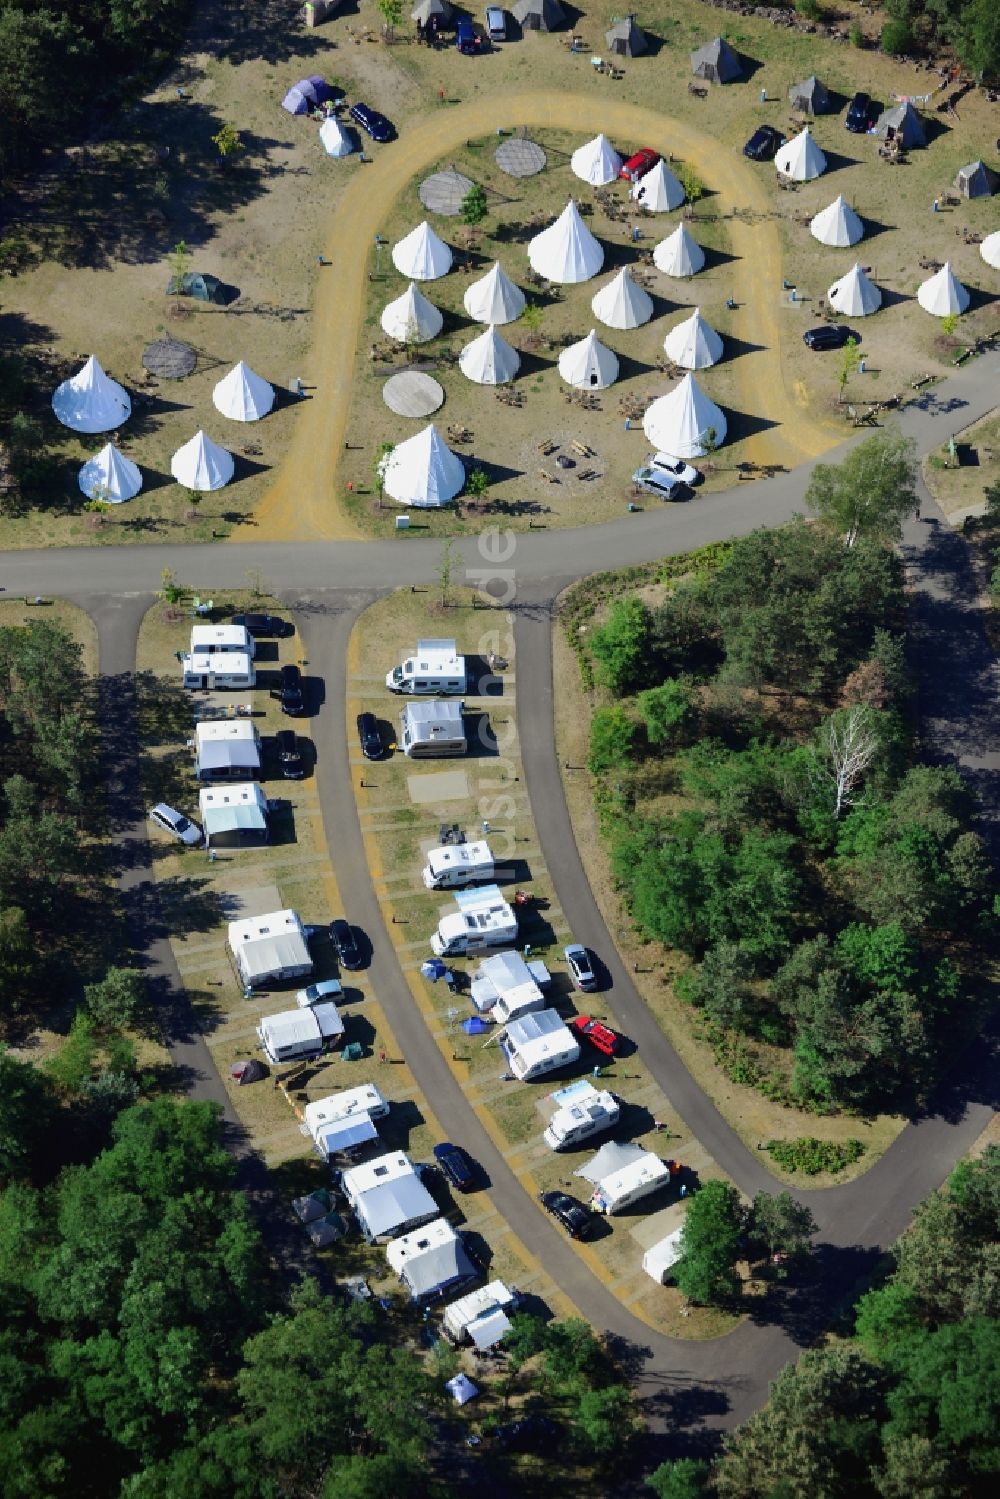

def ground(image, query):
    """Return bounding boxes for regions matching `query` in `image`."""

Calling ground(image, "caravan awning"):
[203,802,267,836]
[316,1114,378,1156]
[468,1306,513,1349]
[355,1176,438,1239]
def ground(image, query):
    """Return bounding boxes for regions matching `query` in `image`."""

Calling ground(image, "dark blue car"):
[456,18,481,53]
[349,102,393,143]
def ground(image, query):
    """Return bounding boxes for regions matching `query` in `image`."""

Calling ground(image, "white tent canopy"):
[463,261,526,325]
[643,372,726,458]
[52,355,131,434]
[459,324,521,385]
[917,261,970,317]
[381,282,443,343]
[213,361,275,422]
[558,329,619,389]
[810,194,864,248]
[632,159,685,213]
[527,200,604,284]
[652,223,705,278]
[446,1374,479,1406]
[381,423,465,508]
[170,430,235,491]
[663,308,723,370]
[392,220,453,280]
[980,231,1000,271]
[78,443,143,503]
[570,133,623,186]
[591,267,654,329]
[828,263,881,317]
[319,117,353,158]
[775,126,827,182]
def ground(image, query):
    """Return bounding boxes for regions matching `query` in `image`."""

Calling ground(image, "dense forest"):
[879,0,1000,74]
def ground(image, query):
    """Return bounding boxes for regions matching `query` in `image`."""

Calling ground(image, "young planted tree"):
[804,430,917,548]
[437,536,458,608]
[168,240,191,291]
[466,466,490,505]
[377,0,403,40]
[372,441,393,508]
[460,183,488,226]
[212,122,244,159]
[520,299,544,349]
[836,335,861,403]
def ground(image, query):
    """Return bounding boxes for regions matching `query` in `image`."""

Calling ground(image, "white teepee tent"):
[570,134,623,186]
[380,282,443,343]
[527,200,604,284]
[381,424,465,508]
[652,223,705,278]
[827,263,881,317]
[319,118,353,157]
[809,194,863,248]
[557,329,619,389]
[775,126,827,182]
[212,361,275,422]
[52,355,131,434]
[77,443,143,503]
[663,308,723,370]
[642,373,726,458]
[917,261,970,316]
[981,231,1000,271]
[392,221,453,280]
[170,431,235,491]
[459,324,521,385]
[463,262,526,325]
[632,159,685,213]
[590,267,654,329]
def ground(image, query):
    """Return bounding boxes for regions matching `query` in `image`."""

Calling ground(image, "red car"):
[618,148,660,183]
[570,1015,624,1058]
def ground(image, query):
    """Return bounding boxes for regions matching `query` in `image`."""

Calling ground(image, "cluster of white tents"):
[52,354,275,501]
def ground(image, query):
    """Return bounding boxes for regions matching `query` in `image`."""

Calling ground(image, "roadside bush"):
[588,705,637,774]
[766,1136,866,1175]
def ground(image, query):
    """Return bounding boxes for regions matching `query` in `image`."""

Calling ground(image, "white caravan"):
[590,1151,671,1214]
[400,700,467,758]
[543,1082,620,1150]
[503,1009,580,1082]
[387,639,467,694]
[422,839,495,890]
[431,884,517,957]
[189,623,255,657]
[256,1002,344,1064]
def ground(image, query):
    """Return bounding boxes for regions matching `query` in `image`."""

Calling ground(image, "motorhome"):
[430,884,517,958]
[256,1002,343,1064]
[502,1009,580,1082]
[543,1082,620,1151]
[442,1281,518,1347]
[470,951,551,1014]
[387,640,467,695]
[181,651,256,691]
[421,839,494,890]
[400,700,467,758]
[190,623,255,657]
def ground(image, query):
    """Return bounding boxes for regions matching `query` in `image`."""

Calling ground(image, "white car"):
[149,803,203,847]
[295,977,344,1008]
[631,451,702,499]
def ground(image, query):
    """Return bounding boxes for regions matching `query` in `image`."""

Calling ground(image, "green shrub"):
[880,19,913,54]
[795,0,823,21]
[588,705,638,774]
[849,19,865,47]
[766,1136,866,1175]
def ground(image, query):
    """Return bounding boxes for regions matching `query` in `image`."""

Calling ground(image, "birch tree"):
[810,704,880,819]
[804,430,917,548]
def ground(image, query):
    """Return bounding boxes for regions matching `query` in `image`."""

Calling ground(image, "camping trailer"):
[503,1008,580,1082]
[386,1217,478,1302]
[473,950,547,1027]
[642,1227,686,1284]
[387,639,467,695]
[431,884,517,957]
[470,950,551,1014]
[304,1085,389,1156]
[198,782,269,847]
[228,908,312,988]
[342,1152,439,1242]
[589,1150,670,1214]
[422,839,495,890]
[181,651,256,691]
[442,1280,518,1347]
[189,624,255,657]
[544,1083,620,1150]
[194,719,262,782]
[400,700,467,758]
[256,1002,343,1064]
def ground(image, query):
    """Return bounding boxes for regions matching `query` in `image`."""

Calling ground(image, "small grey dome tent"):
[789,75,832,115]
[954,160,999,198]
[606,15,647,56]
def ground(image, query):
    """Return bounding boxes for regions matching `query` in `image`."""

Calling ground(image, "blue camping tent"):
[422,958,447,981]
[282,78,320,115]
[462,1016,490,1036]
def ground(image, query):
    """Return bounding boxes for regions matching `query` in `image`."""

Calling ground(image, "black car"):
[279,663,305,716]
[231,612,292,639]
[275,728,304,779]
[803,324,857,351]
[356,711,382,760]
[846,91,878,133]
[433,1141,476,1192]
[540,1190,598,1241]
[350,101,393,143]
[743,124,785,161]
[494,1414,559,1452]
[329,918,362,971]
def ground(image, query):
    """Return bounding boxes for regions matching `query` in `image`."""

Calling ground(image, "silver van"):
[485,6,506,40]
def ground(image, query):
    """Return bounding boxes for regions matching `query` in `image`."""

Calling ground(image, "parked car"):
[329,918,362,971]
[618,147,660,183]
[803,324,857,351]
[631,451,701,500]
[540,1190,598,1240]
[295,977,344,1008]
[350,102,393,143]
[494,1414,559,1451]
[433,1141,477,1192]
[846,91,879,133]
[485,6,506,40]
[570,1015,624,1058]
[743,124,785,161]
[279,662,305,716]
[275,728,304,779]
[149,803,203,847]
[356,711,383,760]
[564,943,597,992]
[456,17,482,52]
[231,612,292,638]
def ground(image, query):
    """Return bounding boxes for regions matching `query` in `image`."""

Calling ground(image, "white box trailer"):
[544,1085,620,1151]
[431,884,517,958]
[387,639,467,695]
[422,839,494,890]
[643,1228,686,1285]
[503,1009,580,1082]
[257,1002,343,1064]
[442,1280,517,1347]
[190,623,255,657]
[182,650,256,691]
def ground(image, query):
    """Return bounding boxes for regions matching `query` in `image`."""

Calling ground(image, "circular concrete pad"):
[383,371,445,417]
[495,138,547,177]
[419,169,475,216]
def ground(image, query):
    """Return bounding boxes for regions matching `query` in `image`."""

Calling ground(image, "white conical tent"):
[653,223,705,278]
[527,200,604,284]
[557,329,619,389]
[77,443,143,503]
[380,282,443,343]
[663,308,723,369]
[570,134,623,186]
[463,262,526,325]
[381,424,465,508]
[810,195,863,248]
[590,267,654,330]
[212,361,275,422]
[632,159,685,213]
[392,220,453,280]
[459,324,521,385]
[981,231,1000,271]
[827,263,882,317]
[775,126,827,182]
[170,430,235,491]
[319,118,353,157]
[642,373,726,458]
[917,261,970,316]
[52,355,131,434]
